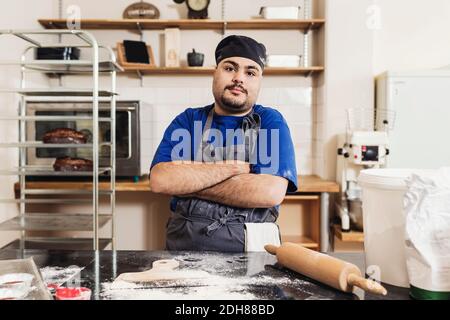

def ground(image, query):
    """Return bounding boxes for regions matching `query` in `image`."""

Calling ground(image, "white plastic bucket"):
[358,169,422,288]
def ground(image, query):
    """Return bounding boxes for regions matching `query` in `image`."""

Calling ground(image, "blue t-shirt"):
[150,104,298,211]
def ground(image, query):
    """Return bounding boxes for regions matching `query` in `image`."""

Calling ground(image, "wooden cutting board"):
[115,259,210,283]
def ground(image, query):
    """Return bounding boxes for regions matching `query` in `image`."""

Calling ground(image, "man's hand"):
[149,160,250,195]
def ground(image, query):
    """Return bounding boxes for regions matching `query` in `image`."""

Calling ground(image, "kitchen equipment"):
[376,69,450,169]
[358,168,427,288]
[187,49,204,67]
[25,100,141,179]
[266,55,301,68]
[0,29,117,251]
[259,6,301,19]
[336,107,394,232]
[35,47,80,60]
[115,259,210,283]
[265,242,387,295]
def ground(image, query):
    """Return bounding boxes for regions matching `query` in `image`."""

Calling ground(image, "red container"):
[55,287,91,300]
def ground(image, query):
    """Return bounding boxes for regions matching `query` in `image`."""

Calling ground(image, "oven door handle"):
[127,110,132,159]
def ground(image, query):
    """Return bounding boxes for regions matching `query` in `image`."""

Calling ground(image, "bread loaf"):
[43,128,87,144]
[53,157,93,172]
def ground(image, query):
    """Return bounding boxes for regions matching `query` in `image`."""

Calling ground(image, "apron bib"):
[166,107,279,252]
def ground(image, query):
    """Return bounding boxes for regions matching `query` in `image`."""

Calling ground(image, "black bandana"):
[215,35,267,70]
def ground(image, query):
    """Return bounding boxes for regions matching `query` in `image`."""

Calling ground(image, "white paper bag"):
[404,167,450,299]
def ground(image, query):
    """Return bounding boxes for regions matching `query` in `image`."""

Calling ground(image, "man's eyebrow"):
[246,65,260,71]
[222,60,239,68]
[223,60,261,72]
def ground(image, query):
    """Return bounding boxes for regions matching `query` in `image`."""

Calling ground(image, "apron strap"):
[197,105,259,162]
[204,208,248,236]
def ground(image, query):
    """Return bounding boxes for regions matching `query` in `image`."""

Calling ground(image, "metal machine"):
[335,108,394,232]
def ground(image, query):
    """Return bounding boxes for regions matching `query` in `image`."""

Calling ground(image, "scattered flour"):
[101,273,313,300]
[39,266,84,287]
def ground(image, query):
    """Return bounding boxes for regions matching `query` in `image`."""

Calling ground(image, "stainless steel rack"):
[0,29,118,251]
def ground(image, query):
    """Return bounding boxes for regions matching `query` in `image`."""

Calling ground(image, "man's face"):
[212,57,263,114]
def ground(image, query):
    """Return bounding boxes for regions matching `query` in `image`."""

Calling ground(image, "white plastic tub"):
[358,169,424,287]
[266,55,301,67]
[259,6,300,19]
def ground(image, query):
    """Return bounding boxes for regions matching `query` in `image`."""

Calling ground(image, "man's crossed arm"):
[149,161,288,208]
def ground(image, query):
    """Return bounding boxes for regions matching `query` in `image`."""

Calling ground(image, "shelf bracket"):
[222,21,227,37]
[305,70,314,78]
[136,22,143,37]
[303,23,313,36]
[136,70,143,87]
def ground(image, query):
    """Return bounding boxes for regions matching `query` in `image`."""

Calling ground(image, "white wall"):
[315,0,374,180]
[373,0,450,74]
[0,0,53,248]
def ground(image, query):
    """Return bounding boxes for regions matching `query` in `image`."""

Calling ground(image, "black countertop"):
[0,249,411,300]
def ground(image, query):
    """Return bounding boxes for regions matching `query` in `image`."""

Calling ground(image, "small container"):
[55,287,91,300]
[187,49,204,67]
[46,283,59,295]
[259,6,301,19]
[266,55,301,67]
[35,47,80,60]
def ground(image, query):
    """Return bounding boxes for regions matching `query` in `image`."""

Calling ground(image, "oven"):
[26,100,141,179]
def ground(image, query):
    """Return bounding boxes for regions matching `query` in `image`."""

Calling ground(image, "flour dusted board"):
[115,259,210,282]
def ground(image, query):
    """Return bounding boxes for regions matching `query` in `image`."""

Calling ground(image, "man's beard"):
[219,86,252,114]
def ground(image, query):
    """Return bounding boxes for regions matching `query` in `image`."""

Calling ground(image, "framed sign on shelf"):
[116,41,156,70]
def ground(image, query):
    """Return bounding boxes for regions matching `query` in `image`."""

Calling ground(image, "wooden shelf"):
[283,195,320,201]
[282,235,319,249]
[14,178,150,193]
[295,175,339,193]
[121,66,324,76]
[333,224,364,243]
[39,19,325,31]
[38,18,325,77]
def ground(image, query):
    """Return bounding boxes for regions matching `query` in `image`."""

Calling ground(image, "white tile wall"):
[257,88,279,106]
[278,87,312,106]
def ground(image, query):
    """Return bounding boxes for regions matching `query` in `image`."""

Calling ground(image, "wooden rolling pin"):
[265,242,387,296]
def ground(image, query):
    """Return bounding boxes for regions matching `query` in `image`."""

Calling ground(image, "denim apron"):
[166,107,280,252]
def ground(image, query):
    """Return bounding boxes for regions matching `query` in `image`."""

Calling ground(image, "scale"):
[335,108,395,232]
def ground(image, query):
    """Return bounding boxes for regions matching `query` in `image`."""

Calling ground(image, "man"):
[150,35,298,252]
